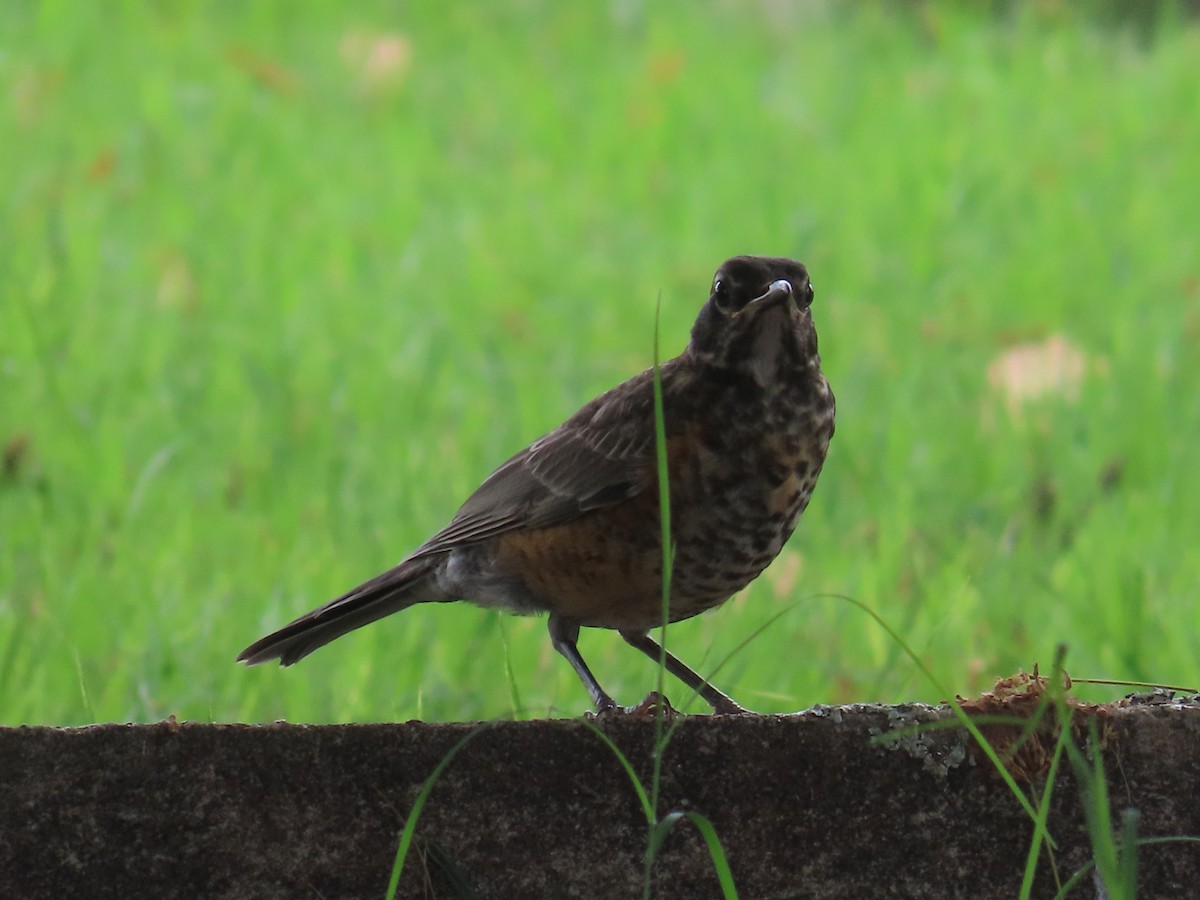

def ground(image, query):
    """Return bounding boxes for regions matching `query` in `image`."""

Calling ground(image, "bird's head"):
[688,256,819,383]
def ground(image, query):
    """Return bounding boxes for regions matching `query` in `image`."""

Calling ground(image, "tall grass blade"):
[1060,714,1123,899]
[646,295,676,899]
[648,811,739,899]
[1116,809,1140,899]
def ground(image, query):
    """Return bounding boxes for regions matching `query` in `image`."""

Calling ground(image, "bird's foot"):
[586,691,676,720]
[625,691,675,719]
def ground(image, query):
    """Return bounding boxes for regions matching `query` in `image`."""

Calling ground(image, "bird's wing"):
[413,366,666,557]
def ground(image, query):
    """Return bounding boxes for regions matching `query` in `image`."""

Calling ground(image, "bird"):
[239,255,835,715]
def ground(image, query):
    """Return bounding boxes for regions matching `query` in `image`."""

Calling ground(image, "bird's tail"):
[237,555,443,666]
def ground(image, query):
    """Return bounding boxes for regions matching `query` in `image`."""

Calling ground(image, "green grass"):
[2,1,1198,725]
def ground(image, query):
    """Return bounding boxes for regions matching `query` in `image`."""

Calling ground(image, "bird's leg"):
[620,630,750,715]
[548,615,617,713]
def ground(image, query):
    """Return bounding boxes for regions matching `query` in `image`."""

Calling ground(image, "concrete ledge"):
[2,696,1198,899]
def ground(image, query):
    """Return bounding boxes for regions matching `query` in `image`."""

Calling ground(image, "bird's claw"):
[587,691,675,719]
[626,691,675,718]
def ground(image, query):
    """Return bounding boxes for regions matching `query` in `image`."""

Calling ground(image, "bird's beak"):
[735,279,795,319]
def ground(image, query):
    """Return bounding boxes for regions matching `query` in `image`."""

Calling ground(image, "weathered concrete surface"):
[2,696,1198,899]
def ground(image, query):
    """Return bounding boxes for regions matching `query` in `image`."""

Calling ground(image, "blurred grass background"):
[2,1,1197,725]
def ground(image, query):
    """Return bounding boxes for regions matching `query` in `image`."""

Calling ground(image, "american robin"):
[239,255,835,714]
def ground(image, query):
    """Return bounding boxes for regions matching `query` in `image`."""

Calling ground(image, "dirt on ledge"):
[2,695,1198,899]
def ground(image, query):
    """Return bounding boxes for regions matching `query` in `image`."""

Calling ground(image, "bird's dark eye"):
[712,278,731,314]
